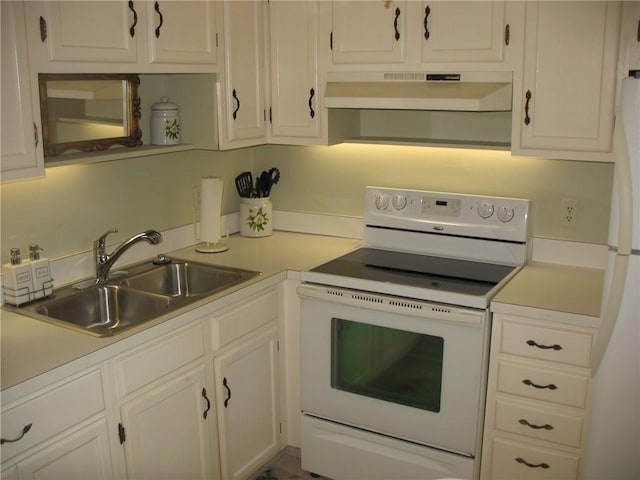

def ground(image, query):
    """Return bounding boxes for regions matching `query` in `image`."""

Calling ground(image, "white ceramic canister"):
[151,97,181,145]
[240,197,273,237]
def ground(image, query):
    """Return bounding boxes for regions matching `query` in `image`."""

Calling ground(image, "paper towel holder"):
[194,177,229,253]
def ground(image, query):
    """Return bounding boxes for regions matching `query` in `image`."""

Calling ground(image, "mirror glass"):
[39,74,142,157]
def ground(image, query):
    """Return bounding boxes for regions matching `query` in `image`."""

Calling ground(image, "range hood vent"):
[324,71,513,112]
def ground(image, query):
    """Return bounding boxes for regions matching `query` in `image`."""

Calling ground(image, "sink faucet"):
[94,229,163,283]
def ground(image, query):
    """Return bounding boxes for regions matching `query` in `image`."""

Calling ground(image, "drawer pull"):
[516,457,550,469]
[519,418,554,430]
[527,339,562,351]
[1,423,32,445]
[523,379,558,390]
[202,388,211,419]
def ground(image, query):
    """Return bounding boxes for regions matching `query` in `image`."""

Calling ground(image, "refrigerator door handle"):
[591,253,629,373]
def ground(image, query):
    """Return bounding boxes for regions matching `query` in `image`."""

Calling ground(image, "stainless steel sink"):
[120,262,253,298]
[13,258,260,337]
[34,285,175,336]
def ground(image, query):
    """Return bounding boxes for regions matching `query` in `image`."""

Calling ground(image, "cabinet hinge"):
[39,16,47,42]
[118,423,126,444]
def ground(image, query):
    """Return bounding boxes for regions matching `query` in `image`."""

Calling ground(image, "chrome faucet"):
[94,229,163,283]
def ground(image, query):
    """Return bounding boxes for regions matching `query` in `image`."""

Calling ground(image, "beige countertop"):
[491,261,605,327]
[1,231,361,391]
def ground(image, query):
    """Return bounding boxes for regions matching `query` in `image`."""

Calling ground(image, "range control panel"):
[365,187,530,243]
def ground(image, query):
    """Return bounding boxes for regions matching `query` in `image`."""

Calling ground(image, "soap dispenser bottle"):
[29,244,52,299]
[2,248,34,306]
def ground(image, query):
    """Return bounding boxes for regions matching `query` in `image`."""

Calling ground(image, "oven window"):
[331,318,443,412]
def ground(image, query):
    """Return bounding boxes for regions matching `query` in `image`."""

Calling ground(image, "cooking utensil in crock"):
[234,171,253,198]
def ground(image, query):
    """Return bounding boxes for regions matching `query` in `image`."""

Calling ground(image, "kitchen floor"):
[252,448,330,480]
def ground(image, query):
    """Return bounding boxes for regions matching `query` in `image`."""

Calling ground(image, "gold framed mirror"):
[39,73,142,157]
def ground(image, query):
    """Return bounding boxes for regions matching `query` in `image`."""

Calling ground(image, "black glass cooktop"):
[310,248,517,297]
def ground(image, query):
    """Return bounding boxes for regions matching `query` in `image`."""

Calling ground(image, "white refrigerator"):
[584,75,640,479]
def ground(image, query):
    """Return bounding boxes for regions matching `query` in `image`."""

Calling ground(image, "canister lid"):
[151,96,179,111]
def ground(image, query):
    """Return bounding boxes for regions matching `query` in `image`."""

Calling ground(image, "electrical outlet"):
[561,198,579,226]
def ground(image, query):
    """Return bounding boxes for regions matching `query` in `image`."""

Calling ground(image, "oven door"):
[299,284,489,457]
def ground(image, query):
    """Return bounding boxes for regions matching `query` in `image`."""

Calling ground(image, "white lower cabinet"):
[119,364,215,480]
[0,368,113,480]
[2,282,284,480]
[212,288,282,480]
[481,313,596,480]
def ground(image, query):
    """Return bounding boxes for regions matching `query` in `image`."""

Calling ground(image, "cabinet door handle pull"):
[128,1,137,38]
[526,339,562,351]
[309,88,316,118]
[39,16,47,42]
[393,7,401,41]
[202,387,211,419]
[524,90,532,125]
[1,424,32,445]
[516,457,550,469]
[34,123,39,147]
[424,6,431,40]
[223,377,232,408]
[232,89,240,120]
[504,23,510,46]
[519,418,554,430]
[523,378,557,390]
[154,1,163,39]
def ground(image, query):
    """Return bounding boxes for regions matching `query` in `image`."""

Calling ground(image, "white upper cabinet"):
[33,1,139,64]
[146,1,218,65]
[1,1,44,182]
[328,1,514,70]
[267,1,324,144]
[331,1,407,65]
[512,1,621,162]
[420,1,506,63]
[217,0,267,149]
[25,1,218,72]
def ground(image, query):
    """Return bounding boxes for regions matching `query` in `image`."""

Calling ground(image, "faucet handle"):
[95,228,118,253]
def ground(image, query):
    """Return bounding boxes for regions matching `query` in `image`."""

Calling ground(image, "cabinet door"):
[16,419,114,480]
[331,1,406,65]
[420,1,506,63]
[119,364,215,480]
[513,1,620,161]
[214,326,280,480]
[218,0,267,149]
[39,1,138,63]
[0,1,44,181]
[268,1,323,143]
[147,1,217,64]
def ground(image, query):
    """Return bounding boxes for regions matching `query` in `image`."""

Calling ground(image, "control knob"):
[477,202,494,219]
[375,193,390,210]
[392,194,407,210]
[497,205,515,223]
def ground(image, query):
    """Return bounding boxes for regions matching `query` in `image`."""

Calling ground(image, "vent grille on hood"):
[324,71,513,112]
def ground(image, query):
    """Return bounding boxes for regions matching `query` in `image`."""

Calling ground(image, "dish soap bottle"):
[29,244,52,300]
[2,248,33,306]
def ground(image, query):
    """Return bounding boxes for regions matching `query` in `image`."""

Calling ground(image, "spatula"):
[234,171,253,198]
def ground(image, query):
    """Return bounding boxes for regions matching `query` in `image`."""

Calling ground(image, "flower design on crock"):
[247,206,269,232]
[164,119,180,140]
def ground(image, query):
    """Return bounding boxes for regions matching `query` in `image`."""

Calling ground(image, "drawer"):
[115,323,205,397]
[497,360,589,408]
[1,369,105,462]
[490,437,579,480]
[212,289,278,350]
[494,397,585,448]
[501,320,593,367]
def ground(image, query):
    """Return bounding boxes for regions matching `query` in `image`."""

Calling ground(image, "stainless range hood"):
[324,71,513,112]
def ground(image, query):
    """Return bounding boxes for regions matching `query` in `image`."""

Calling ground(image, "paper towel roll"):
[200,176,223,243]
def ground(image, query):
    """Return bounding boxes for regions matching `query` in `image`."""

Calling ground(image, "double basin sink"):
[17,257,260,337]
